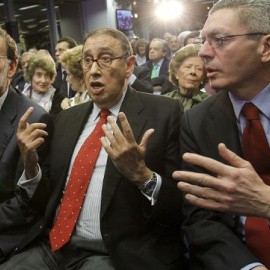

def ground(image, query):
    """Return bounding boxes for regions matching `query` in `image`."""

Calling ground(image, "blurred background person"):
[167,35,180,60]
[165,44,210,111]
[53,37,77,98]
[60,45,90,109]
[134,38,149,66]
[11,51,36,91]
[23,54,64,119]
[178,30,200,49]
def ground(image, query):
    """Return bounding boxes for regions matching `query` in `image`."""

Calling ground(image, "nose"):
[198,41,214,60]
[88,61,101,76]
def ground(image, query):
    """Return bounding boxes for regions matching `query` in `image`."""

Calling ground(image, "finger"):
[182,152,233,177]
[139,129,155,152]
[106,115,125,145]
[118,112,135,143]
[174,170,226,191]
[18,107,34,132]
[218,143,252,169]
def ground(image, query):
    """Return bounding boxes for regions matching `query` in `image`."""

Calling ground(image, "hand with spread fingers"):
[174,143,270,218]
[101,112,155,186]
[17,107,48,179]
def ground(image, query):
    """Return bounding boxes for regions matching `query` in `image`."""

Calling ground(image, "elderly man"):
[0,28,52,262]
[1,28,185,270]
[174,0,270,269]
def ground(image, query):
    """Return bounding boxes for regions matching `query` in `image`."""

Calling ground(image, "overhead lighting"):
[41,8,47,12]
[23,19,36,23]
[27,24,37,29]
[155,1,183,20]
[134,13,139,18]
[19,5,39,11]
[0,3,4,6]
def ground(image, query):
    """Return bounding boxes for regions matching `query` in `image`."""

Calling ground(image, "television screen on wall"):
[116,9,133,31]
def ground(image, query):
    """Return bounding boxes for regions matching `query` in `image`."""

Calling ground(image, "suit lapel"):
[0,88,18,160]
[100,88,146,218]
[209,91,242,157]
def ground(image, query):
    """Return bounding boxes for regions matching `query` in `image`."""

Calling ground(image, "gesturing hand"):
[174,143,270,218]
[17,107,48,179]
[100,112,155,185]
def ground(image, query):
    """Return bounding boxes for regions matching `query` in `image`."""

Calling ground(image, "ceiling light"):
[19,5,39,11]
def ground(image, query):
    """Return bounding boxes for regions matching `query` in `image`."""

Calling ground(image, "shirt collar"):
[0,89,9,110]
[229,83,270,121]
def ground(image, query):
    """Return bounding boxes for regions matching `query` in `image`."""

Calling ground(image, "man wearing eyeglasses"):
[0,29,53,263]
[1,28,185,269]
[173,0,270,270]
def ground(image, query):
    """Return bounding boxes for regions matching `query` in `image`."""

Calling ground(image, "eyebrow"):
[83,46,115,57]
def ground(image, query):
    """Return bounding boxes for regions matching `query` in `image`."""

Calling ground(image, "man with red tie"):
[173,0,270,270]
[1,28,185,269]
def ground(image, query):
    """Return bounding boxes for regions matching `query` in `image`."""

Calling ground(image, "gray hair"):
[210,0,270,34]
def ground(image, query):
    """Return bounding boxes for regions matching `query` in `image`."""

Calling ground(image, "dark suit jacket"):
[53,65,75,98]
[0,86,53,260]
[11,70,26,92]
[131,65,153,93]
[144,59,173,94]
[14,87,186,269]
[180,90,258,269]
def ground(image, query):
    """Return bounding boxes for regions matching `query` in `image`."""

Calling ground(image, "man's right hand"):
[17,107,48,179]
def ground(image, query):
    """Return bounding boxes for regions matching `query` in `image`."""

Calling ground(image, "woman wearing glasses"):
[60,45,90,110]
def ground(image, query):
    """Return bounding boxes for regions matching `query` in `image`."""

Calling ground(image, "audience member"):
[167,35,180,60]
[165,45,210,111]
[0,28,53,263]
[53,37,77,98]
[1,27,185,270]
[11,51,35,91]
[23,54,63,119]
[174,0,270,269]
[144,38,173,95]
[60,45,90,109]
[134,38,149,66]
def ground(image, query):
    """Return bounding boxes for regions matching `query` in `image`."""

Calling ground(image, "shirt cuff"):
[141,173,161,206]
[240,262,263,270]
[17,164,42,199]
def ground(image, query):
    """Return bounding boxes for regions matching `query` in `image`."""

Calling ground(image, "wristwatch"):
[139,172,157,196]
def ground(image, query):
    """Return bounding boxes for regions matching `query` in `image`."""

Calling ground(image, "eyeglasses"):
[195,32,268,49]
[0,56,7,60]
[79,55,127,70]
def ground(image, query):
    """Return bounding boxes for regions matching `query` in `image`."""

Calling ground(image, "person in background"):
[134,38,149,66]
[165,45,210,111]
[53,37,77,98]
[144,38,173,95]
[0,28,53,263]
[60,45,90,109]
[1,27,185,270]
[11,51,36,91]
[174,0,270,269]
[167,35,180,60]
[23,54,63,119]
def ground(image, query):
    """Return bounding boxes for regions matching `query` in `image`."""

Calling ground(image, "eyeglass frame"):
[79,54,128,70]
[195,32,268,49]
[0,55,7,60]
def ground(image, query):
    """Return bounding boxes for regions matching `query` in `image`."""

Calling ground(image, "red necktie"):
[242,102,270,268]
[50,109,109,251]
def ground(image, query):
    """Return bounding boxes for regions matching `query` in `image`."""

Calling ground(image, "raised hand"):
[174,143,270,218]
[17,107,48,179]
[100,112,154,186]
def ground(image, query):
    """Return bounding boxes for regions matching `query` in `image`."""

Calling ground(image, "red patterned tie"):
[242,102,270,268]
[50,109,109,251]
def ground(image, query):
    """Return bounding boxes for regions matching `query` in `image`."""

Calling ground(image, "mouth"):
[89,81,105,94]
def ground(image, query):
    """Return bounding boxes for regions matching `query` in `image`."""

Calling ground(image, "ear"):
[126,55,136,78]
[261,34,270,63]
[7,60,18,79]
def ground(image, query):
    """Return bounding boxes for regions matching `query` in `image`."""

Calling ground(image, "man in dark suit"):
[0,29,53,262]
[53,37,77,98]
[2,28,185,269]
[173,0,270,269]
[144,38,173,95]
[129,65,153,93]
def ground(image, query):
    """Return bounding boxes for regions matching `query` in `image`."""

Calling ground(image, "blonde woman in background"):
[60,45,90,109]
[165,44,210,111]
